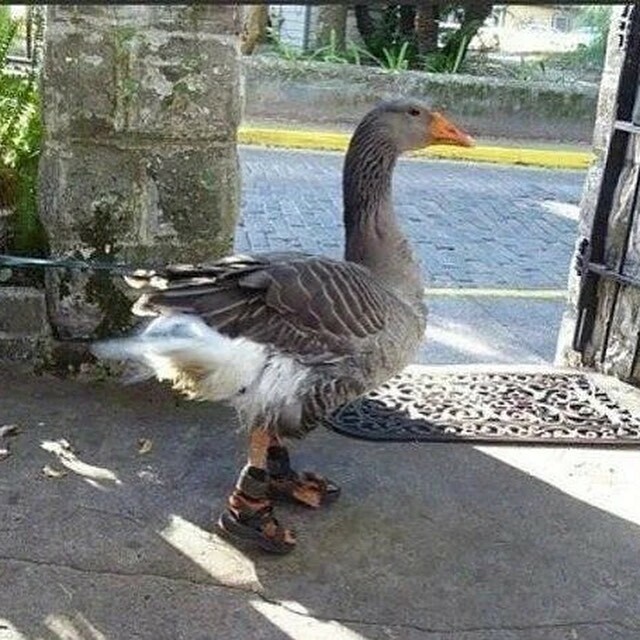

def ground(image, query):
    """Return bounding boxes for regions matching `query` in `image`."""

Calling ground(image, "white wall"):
[270,4,309,50]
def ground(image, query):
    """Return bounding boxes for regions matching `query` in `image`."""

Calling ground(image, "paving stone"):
[237,148,585,289]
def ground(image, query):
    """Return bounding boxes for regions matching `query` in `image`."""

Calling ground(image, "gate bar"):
[573,3,640,378]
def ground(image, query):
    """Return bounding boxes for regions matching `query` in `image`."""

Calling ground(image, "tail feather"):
[91,314,267,401]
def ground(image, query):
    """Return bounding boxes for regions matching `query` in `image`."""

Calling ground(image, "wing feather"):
[129,252,392,358]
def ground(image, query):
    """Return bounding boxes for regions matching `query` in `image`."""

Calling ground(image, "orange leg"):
[248,428,272,469]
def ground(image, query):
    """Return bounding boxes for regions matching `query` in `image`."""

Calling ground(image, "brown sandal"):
[267,446,341,509]
[216,466,296,555]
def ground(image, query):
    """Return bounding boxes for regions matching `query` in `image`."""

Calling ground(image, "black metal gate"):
[573,3,640,382]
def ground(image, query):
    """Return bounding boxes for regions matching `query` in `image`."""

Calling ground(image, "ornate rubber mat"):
[327,371,640,446]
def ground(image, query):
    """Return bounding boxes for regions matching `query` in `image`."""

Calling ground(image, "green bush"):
[0,7,47,259]
[547,7,610,73]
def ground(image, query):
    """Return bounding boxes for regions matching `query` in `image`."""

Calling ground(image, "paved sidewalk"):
[2,366,640,640]
[419,296,565,365]
[237,148,585,289]
[3,148,639,640]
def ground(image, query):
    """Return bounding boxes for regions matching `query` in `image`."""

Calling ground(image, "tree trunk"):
[313,5,347,51]
[381,4,400,43]
[240,5,269,55]
[399,5,416,39]
[416,1,440,56]
[462,0,493,26]
[441,1,493,63]
[355,5,377,47]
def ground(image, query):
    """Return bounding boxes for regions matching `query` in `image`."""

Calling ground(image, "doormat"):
[326,371,640,446]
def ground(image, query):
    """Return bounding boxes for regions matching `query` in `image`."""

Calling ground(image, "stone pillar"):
[240,6,269,55]
[555,6,638,382]
[39,5,242,340]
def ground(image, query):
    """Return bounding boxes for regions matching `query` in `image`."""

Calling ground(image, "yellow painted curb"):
[238,126,593,170]
[423,287,567,300]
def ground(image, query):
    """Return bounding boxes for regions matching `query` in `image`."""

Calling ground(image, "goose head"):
[371,99,474,152]
[343,100,473,297]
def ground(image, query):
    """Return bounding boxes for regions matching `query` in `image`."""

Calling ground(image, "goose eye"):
[408,108,421,117]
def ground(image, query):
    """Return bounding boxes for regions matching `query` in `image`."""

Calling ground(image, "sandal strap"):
[236,465,269,499]
[228,491,290,543]
[266,445,295,479]
[298,471,327,487]
[267,449,334,490]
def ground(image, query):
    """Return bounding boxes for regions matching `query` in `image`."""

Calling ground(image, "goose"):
[93,99,473,554]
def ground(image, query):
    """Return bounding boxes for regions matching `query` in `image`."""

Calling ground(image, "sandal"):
[216,466,296,555]
[267,445,341,509]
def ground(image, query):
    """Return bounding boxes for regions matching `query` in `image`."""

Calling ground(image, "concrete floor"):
[0,151,633,639]
[2,365,640,640]
[418,296,565,365]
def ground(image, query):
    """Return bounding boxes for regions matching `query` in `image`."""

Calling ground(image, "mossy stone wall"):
[39,6,242,340]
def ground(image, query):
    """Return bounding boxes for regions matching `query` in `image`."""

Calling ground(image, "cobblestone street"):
[237,147,585,289]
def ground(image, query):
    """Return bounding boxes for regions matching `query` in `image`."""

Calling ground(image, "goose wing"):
[126,252,390,358]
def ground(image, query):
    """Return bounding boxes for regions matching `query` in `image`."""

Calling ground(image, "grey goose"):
[93,100,473,554]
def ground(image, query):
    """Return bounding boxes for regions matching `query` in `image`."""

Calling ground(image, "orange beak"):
[429,112,474,147]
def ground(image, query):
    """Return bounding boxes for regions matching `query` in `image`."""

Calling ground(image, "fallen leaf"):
[138,438,153,455]
[0,424,18,438]
[42,464,67,479]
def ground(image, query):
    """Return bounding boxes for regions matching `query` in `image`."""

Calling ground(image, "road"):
[238,147,585,288]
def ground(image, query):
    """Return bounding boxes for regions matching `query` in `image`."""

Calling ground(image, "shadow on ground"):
[1,368,639,640]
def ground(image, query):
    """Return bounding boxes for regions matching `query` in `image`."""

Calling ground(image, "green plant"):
[342,41,371,66]
[0,7,46,258]
[508,57,547,82]
[380,41,411,72]
[551,6,610,72]
[309,29,347,64]
[306,30,374,66]
[354,5,419,68]
[346,41,383,66]
[0,7,17,57]
[423,32,468,74]
[0,72,40,166]
[344,41,363,65]
[266,26,307,61]
[267,24,386,70]
[354,3,492,72]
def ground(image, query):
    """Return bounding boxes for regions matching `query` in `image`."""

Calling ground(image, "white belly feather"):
[92,315,310,424]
